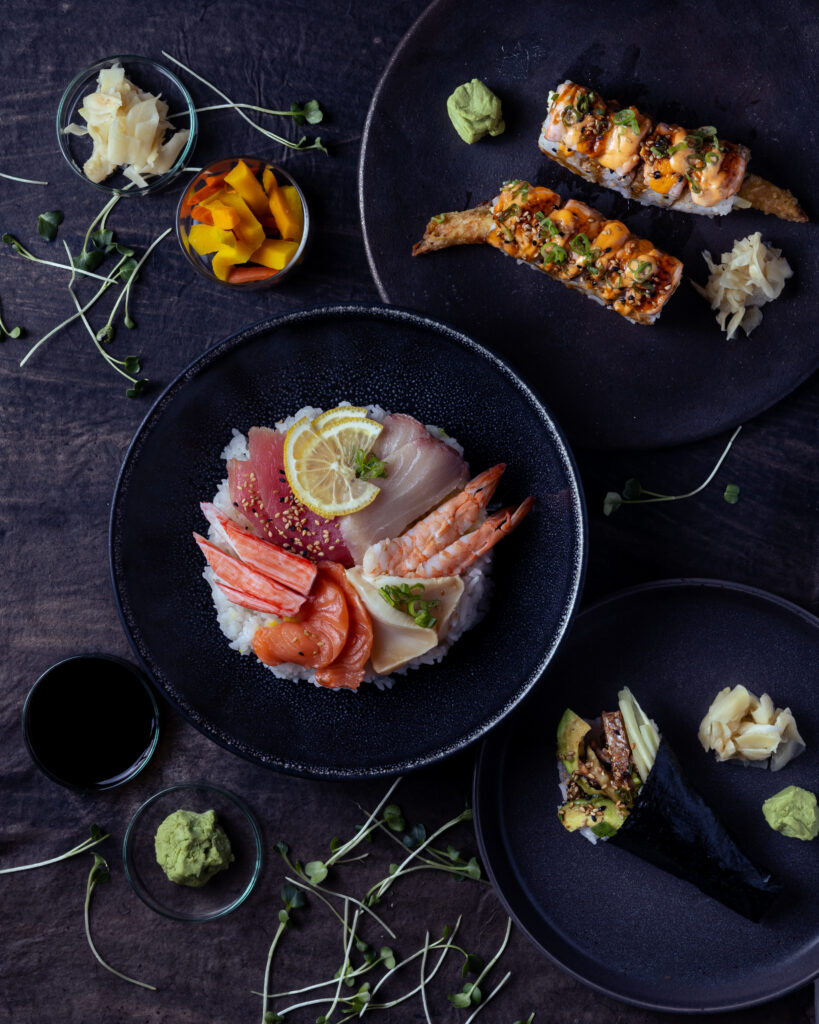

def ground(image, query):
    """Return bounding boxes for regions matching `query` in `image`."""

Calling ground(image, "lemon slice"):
[284,415,384,518]
[312,404,370,432]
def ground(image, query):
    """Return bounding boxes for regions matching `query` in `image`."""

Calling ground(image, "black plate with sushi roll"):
[473,579,819,1012]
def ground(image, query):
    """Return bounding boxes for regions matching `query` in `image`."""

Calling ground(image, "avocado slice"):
[558,795,624,838]
[556,708,590,772]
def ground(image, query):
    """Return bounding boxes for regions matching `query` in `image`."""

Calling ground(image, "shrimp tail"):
[412,496,535,578]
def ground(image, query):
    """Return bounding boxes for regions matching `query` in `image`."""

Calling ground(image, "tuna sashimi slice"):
[340,434,468,563]
[227,426,353,565]
[193,533,306,616]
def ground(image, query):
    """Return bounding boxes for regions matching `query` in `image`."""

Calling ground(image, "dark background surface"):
[1,2,816,1023]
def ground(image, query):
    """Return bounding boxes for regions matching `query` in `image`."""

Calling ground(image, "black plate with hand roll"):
[359,0,819,449]
[473,579,819,1012]
[110,305,586,779]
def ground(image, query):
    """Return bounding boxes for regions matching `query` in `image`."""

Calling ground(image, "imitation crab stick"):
[193,533,306,616]
[214,581,297,616]
[200,503,317,595]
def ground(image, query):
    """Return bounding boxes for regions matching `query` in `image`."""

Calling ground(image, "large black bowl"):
[110,304,586,778]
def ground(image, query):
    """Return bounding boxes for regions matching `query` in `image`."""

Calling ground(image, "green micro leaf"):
[125,378,148,398]
[622,477,643,500]
[304,860,328,885]
[723,483,740,504]
[603,491,623,516]
[73,249,106,273]
[37,210,64,242]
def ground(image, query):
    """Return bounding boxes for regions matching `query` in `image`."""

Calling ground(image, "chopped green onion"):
[539,217,560,239]
[575,92,591,116]
[431,213,445,224]
[613,108,640,135]
[497,203,520,222]
[685,172,702,194]
[668,142,688,155]
[561,106,579,126]
[540,243,567,264]
[704,150,721,165]
[379,584,438,628]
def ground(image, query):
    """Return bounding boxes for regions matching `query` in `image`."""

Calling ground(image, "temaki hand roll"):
[556,688,782,922]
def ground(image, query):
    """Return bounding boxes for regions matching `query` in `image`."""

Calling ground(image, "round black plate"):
[359,0,819,450]
[473,579,819,1012]
[110,305,586,779]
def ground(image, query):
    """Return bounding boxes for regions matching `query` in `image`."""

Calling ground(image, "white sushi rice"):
[202,405,489,690]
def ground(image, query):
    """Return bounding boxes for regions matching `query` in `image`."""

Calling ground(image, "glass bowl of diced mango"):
[175,157,310,289]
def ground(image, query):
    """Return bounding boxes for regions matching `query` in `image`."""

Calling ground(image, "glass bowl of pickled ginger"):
[57,55,198,196]
[175,156,311,288]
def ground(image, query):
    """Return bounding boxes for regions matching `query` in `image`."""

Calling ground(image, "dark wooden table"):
[2,2,816,1022]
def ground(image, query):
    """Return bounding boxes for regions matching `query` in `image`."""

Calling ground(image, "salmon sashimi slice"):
[193,533,306,616]
[251,567,350,669]
[314,562,373,690]
[200,502,317,595]
[228,427,353,565]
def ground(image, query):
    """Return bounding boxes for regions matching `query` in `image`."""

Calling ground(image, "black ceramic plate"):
[359,0,819,450]
[473,579,819,1012]
[110,305,586,779]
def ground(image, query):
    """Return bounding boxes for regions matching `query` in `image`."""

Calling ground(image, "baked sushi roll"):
[413,180,683,325]
[539,81,807,222]
[557,688,782,921]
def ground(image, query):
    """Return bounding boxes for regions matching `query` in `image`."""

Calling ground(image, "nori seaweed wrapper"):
[610,738,782,921]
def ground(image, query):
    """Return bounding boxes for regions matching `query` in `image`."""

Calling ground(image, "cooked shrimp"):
[410,498,534,578]
[362,464,505,577]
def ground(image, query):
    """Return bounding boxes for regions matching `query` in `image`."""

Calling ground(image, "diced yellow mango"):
[211,249,236,282]
[210,201,240,230]
[212,191,265,260]
[280,186,304,240]
[262,167,277,196]
[189,223,222,255]
[224,159,269,219]
[249,238,299,270]
[268,186,301,241]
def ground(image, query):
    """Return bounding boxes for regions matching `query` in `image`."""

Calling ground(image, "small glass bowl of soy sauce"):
[22,654,159,790]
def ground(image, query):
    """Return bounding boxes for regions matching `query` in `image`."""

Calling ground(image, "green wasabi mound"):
[762,785,819,841]
[154,808,234,887]
[446,79,505,144]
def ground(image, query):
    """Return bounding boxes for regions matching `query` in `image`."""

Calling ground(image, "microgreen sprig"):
[0,824,107,874]
[37,210,64,243]
[0,171,49,185]
[603,424,742,515]
[84,853,157,990]
[354,449,386,480]
[161,51,327,153]
[0,305,22,339]
[174,99,323,125]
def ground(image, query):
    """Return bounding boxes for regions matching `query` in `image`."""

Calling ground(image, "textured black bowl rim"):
[357,0,819,452]
[122,779,263,922]
[21,653,160,791]
[472,577,819,1013]
[109,302,588,779]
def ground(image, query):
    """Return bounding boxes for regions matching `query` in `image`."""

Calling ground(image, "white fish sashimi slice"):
[373,413,428,459]
[341,435,468,563]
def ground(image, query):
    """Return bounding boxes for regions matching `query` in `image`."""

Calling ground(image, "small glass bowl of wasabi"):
[175,156,311,289]
[56,55,198,197]
[123,781,263,922]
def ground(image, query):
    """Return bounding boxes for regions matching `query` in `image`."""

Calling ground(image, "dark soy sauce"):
[24,656,159,789]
